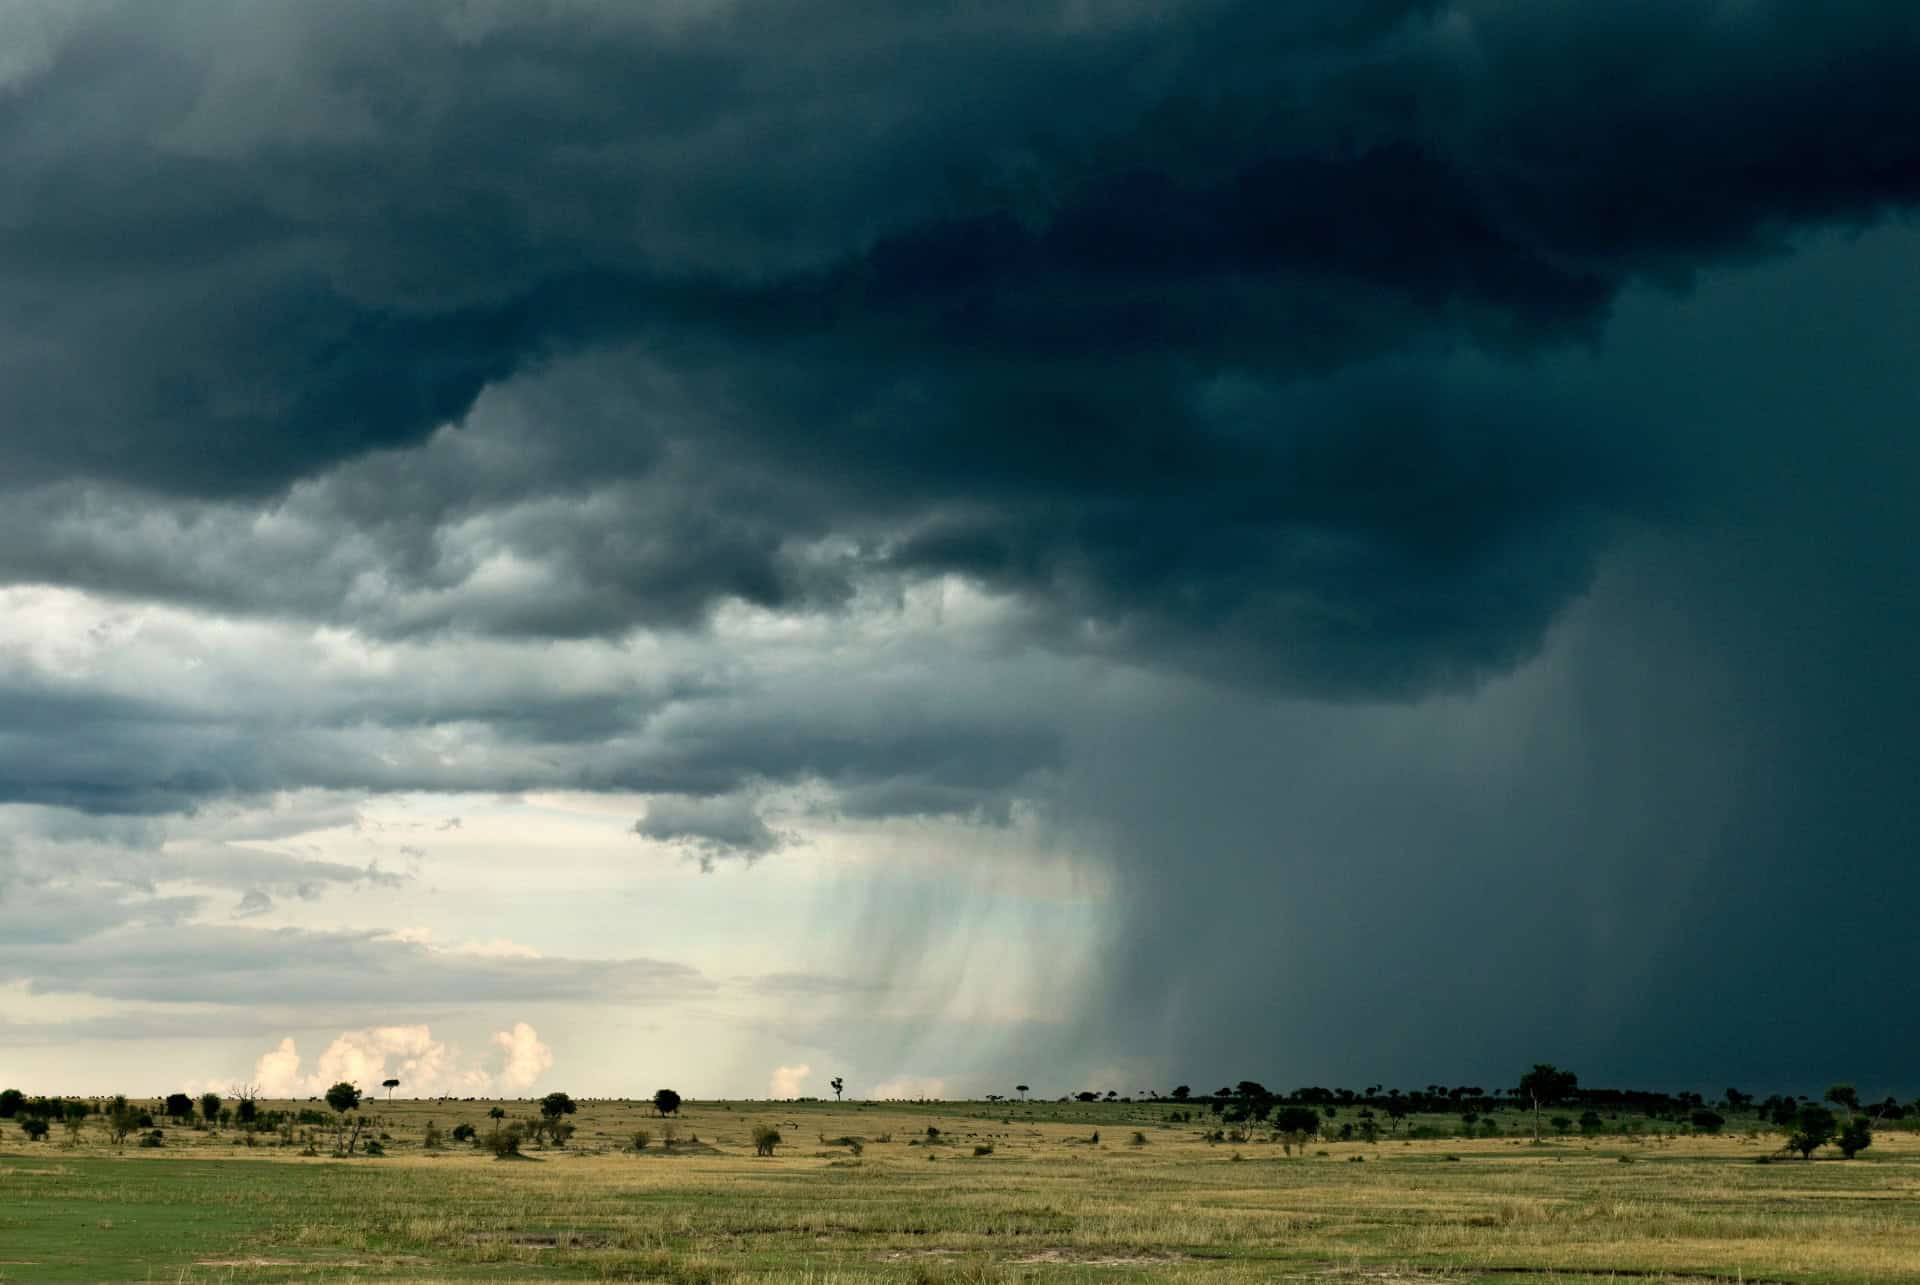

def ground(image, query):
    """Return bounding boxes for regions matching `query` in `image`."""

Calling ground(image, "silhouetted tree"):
[383,1078,401,1100]
[653,1088,681,1117]
[1787,1103,1838,1159]
[1836,1117,1873,1159]
[539,1091,576,1120]
[1517,1064,1578,1142]
[1825,1083,1860,1120]
[1273,1105,1320,1151]
[1690,1109,1725,1134]
[165,1093,195,1120]
[0,1089,21,1118]
[830,1077,844,1101]
[1016,1084,1029,1101]
[1170,1085,1190,1101]
[200,1092,221,1123]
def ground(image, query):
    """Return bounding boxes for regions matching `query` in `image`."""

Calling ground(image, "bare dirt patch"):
[1010,1249,1195,1267]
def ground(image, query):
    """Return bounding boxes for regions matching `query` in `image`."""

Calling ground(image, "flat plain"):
[2,1098,1916,1283]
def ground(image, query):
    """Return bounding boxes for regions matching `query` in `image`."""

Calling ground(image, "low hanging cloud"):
[632,793,799,871]
[247,1021,552,1098]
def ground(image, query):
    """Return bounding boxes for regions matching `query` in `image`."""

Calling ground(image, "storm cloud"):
[2,0,1918,1094]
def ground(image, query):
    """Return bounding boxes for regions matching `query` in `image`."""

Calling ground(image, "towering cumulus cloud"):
[0,1,1917,1094]
[248,1023,552,1097]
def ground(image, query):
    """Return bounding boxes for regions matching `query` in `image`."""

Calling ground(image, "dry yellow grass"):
[2,1097,1917,1281]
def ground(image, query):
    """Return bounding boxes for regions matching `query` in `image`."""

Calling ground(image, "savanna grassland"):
[3,1096,1918,1283]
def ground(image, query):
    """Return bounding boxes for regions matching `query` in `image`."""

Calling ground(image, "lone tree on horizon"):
[383,1078,401,1100]
[830,1076,844,1101]
[653,1088,681,1117]
[1017,1084,1029,1101]
[1517,1064,1578,1143]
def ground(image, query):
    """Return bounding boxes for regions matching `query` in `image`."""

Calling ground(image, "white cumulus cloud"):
[769,1063,810,1098]
[245,1021,550,1097]
[491,1021,553,1090]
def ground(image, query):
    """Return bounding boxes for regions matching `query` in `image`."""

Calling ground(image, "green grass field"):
[3,1098,1916,1282]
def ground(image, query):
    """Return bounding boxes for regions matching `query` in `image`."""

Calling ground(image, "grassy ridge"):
[2,1098,1916,1282]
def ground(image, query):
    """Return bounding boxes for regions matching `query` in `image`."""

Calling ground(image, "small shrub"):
[20,1118,50,1142]
[362,1138,385,1156]
[973,1143,994,1156]
[632,1129,652,1151]
[422,1120,445,1149]
[1130,1131,1147,1147]
[137,1129,165,1148]
[451,1123,476,1143]
[1349,1154,1365,1163]
[487,1124,525,1158]
[752,1124,782,1156]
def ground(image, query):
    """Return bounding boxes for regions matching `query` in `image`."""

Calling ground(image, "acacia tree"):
[1836,1117,1873,1159]
[830,1077,844,1101]
[1017,1084,1030,1102]
[106,1101,138,1147]
[383,1078,401,1100]
[326,1081,363,1154]
[1273,1105,1321,1153]
[1825,1083,1860,1120]
[1517,1064,1578,1143]
[1787,1103,1838,1158]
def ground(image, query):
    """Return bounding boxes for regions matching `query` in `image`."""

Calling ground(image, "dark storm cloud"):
[0,594,1066,817]
[631,792,794,869]
[3,0,1917,699]
[4,0,1920,1095]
